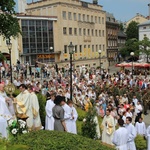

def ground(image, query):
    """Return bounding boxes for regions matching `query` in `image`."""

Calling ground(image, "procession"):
[0,60,150,150]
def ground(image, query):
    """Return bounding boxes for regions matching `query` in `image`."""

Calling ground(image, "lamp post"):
[7,41,12,83]
[98,50,102,73]
[68,42,74,101]
[130,52,134,75]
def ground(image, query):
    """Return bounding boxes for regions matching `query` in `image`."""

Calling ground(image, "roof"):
[138,20,150,26]
[118,30,127,37]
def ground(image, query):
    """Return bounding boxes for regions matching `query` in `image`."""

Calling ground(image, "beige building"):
[0,36,19,65]
[20,0,108,69]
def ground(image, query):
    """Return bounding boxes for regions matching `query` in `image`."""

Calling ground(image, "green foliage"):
[119,23,124,31]
[0,52,6,62]
[81,107,97,139]
[119,47,129,60]
[135,135,147,150]
[126,21,139,40]
[0,0,21,39]
[36,93,46,126]
[12,130,115,150]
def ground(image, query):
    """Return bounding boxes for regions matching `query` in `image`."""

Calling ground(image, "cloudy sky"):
[15,0,150,22]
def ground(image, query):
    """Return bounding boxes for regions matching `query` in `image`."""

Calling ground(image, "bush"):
[12,130,115,150]
[135,135,147,150]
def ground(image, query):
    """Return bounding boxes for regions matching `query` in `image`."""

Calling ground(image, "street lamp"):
[98,50,102,73]
[130,52,134,75]
[50,46,53,52]
[7,41,12,83]
[68,42,74,101]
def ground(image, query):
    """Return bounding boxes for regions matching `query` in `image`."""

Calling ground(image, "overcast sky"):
[15,0,150,22]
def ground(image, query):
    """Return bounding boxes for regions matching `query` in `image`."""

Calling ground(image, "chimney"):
[148,3,150,19]
[93,0,98,5]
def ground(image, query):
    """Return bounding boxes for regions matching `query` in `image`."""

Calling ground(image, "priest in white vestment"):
[101,109,115,145]
[146,125,150,150]
[29,87,42,130]
[68,100,78,134]
[135,117,146,136]
[112,119,128,150]
[0,95,12,138]
[62,97,72,132]
[45,92,56,130]
[14,84,33,130]
[125,117,137,150]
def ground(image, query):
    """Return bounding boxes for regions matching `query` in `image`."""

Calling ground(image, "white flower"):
[22,130,27,134]
[11,128,17,135]
[20,123,25,128]
[18,119,26,125]
[83,118,86,122]
[8,119,14,126]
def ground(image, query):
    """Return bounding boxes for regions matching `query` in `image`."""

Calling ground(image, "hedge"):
[12,130,115,150]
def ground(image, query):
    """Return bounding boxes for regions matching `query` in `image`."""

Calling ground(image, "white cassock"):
[101,115,115,145]
[30,92,42,130]
[112,127,128,150]
[125,123,137,150]
[135,122,146,135]
[146,126,150,150]
[0,95,12,138]
[45,99,55,130]
[62,103,72,132]
[70,106,78,134]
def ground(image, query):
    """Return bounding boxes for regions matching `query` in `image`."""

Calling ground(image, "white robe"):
[30,92,42,130]
[62,103,72,132]
[69,106,78,134]
[125,123,137,150]
[146,126,150,150]
[112,127,128,150]
[0,116,8,138]
[45,99,55,130]
[135,122,146,135]
[94,116,101,139]
[101,115,115,145]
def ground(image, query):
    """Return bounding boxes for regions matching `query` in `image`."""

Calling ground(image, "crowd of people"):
[0,60,150,150]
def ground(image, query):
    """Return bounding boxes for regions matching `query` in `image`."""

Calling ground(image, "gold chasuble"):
[14,90,33,130]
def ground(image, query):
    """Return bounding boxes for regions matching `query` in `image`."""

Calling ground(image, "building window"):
[102,30,104,36]
[95,30,97,36]
[88,45,90,49]
[83,29,86,35]
[63,27,67,35]
[87,29,90,36]
[91,29,94,36]
[83,14,85,21]
[95,16,97,23]
[99,45,101,50]
[92,45,94,52]
[96,45,98,52]
[84,45,86,49]
[79,28,82,35]
[69,28,72,35]
[74,28,77,35]
[64,45,67,53]
[103,44,105,51]
[99,30,101,36]
[78,13,81,21]
[91,16,93,22]
[75,45,77,53]
[98,17,101,24]
[68,12,72,20]
[102,17,104,24]
[79,45,82,53]
[62,11,66,19]
[73,13,77,21]
[143,26,146,29]
[87,15,89,22]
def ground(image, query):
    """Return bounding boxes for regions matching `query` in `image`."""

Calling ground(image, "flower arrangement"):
[8,119,28,137]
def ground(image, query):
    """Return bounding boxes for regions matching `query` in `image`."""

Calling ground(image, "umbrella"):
[116,62,132,67]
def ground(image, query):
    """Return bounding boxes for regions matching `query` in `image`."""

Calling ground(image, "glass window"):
[88,29,90,36]
[74,28,77,35]
[98,17,101,24]
[102,17,104,24]
[64,45,67,53]
[62,11,67,19]
[69,28,72,35]
[79,28,82,35]
[83,14,85,21]
[68,12,72,20]
[99,30,101,36]
[87,15,89,22]
[91,29,94,36]
[78,14,81,21]
[79,45,82,53]
[73,13,76,21]
[96,45,98,52]
[63,27,67,34]
[75,45,77,53]
[83,29,86,35]
[95,30,97,36]
[102,30,104,36]
[92,45,94,52]
[95,16,97,23]
[91,16,93,22]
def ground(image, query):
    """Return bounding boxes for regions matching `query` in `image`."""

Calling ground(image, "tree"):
[0,0,21,39]
[119,23,124,31]
[126,21,139,40]
[138,37,150,63]
[119,47,129,61]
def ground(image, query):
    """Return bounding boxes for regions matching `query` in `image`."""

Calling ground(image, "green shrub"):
[135,135,147,150]
[12,130,115,150]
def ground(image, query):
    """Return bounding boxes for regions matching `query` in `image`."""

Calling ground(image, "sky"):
[14,0,150,22]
